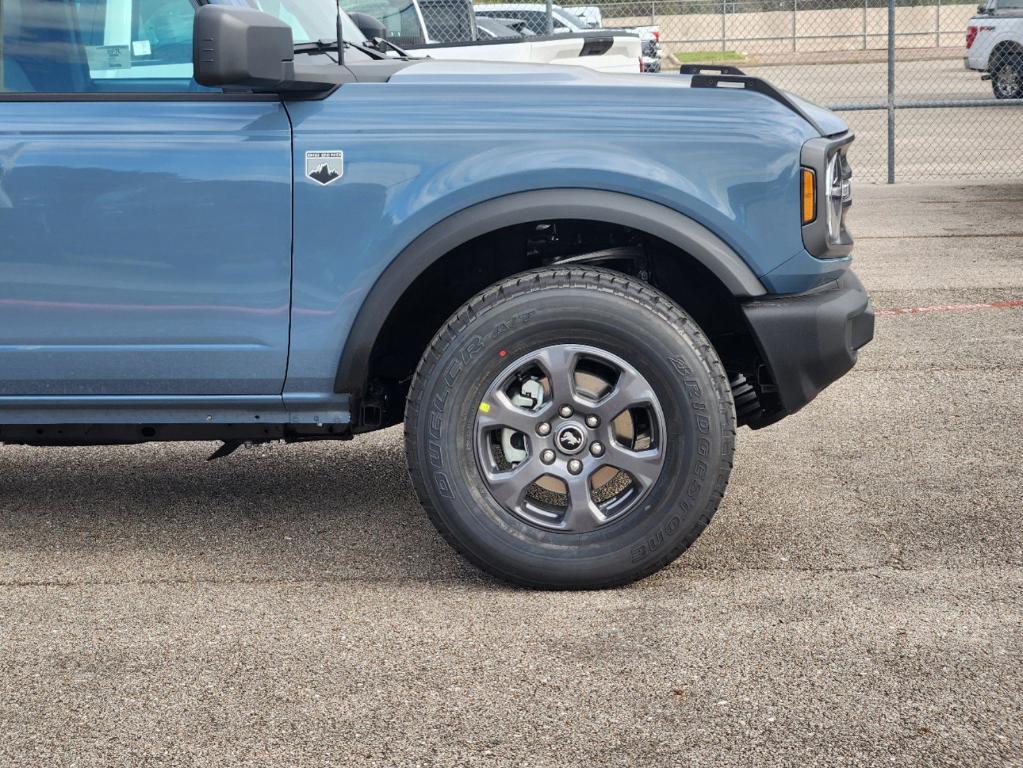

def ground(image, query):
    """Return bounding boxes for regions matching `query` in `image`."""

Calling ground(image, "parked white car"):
[409,34,641,73]
[966,0,1023,99]
[346,0,641,72]
[475,3,661,72]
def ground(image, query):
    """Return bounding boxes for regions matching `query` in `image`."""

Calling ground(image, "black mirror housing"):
[349,12,387,41]
[193,5,332,92]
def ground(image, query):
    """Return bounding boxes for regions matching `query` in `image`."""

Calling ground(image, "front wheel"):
[404,268,736,589]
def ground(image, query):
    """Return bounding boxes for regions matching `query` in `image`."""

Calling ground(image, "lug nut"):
[585,414,600,429]
[541,449,556,465]
[589,442,605,457]
[537,422,552,436]
[559,405,574,418]
[567,459,583,475]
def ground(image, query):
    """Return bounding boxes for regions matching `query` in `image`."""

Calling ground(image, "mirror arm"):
[274,64,349,93]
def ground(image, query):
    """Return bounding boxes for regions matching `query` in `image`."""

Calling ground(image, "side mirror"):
[194,5,326,91]
[349,12,386,41]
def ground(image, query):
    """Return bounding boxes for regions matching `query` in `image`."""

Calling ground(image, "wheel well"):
[992,41,1023,64]
[356,220,772,430]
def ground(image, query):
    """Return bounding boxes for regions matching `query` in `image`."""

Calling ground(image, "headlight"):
[800,134,855,260]
[825,153,851,243]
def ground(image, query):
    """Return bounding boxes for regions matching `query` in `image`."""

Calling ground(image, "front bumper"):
[742,270,875,422]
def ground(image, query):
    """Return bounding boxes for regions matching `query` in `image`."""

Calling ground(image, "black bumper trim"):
[742,270,874,419]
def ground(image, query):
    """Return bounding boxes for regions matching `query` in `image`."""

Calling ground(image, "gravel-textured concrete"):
[1,182,1021,767]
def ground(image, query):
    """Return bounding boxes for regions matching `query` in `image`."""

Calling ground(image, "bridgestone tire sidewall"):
[409,275,733,587]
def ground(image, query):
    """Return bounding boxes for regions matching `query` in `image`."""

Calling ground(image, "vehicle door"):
[0,0,293,397]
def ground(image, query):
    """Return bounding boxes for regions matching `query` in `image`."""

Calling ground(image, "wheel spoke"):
[533,346,580,406]
[482,455,541,511]
[593,366,656,423]
[477,391,541,436]
[560,472,605,533]
[604,442,664,490]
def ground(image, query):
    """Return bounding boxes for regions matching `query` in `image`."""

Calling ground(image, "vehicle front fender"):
[282,79,813,401]
[332,188,766,397]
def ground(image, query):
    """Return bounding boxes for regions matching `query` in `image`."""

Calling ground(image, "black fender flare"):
[334,189,766,396]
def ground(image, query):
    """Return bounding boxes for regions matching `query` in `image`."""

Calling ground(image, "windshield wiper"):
[294,39,390,61]
[369,37,413,57]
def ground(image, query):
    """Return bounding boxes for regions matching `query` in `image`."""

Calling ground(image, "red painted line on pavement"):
[876,299,1023,317]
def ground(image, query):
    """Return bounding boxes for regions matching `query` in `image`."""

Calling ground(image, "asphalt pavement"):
[1,181,1021,767]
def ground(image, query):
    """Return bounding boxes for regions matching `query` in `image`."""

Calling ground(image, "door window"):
[1,0,208,92]
[209,0,363,45]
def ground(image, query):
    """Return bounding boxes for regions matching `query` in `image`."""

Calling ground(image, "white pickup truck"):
[475,3,661,72]
[346,0,642,73]
[966,0,1023,99]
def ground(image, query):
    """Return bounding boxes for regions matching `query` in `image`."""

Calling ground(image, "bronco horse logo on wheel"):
[557,426,585,454]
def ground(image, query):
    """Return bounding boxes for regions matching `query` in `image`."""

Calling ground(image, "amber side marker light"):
[801,168,816,225]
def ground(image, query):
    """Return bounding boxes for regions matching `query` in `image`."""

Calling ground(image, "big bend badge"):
[305,151,344,186]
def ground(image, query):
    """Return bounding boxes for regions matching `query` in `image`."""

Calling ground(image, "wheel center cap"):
[556,425,585,455]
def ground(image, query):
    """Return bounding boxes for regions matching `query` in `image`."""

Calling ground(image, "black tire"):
[991,55,1023,100]
[404,267,736,589]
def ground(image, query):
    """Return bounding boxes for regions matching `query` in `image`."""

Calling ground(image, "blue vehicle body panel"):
[0,101,293,397]
[283,63,843,398]
[786,92,850,137]
[0,58,859,426]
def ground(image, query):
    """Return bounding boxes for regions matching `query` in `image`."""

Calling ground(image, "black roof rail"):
[679,64,747,76]
[686,72,825,135]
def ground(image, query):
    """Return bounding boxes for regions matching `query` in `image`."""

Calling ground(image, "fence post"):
[650,1,656,25]
[863,0,868,49]
[887,0,895,183]
[792,0,798,52]
[721,0,727,52]
[935,0,941,47]
[545,0,553,34]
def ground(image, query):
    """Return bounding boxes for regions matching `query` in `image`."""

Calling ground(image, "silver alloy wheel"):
[474,344,667,533]
[996,63,1021,97]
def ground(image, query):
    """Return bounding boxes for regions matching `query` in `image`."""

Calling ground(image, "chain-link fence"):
[559,0,1023,181]
[466,0,1023,181]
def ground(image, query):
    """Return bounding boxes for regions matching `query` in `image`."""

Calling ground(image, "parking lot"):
[1,181,1021,766]
[744,57,1021,181]
[747,56,988,104]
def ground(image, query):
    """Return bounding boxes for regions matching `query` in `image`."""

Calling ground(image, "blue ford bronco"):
[0,0,873,588]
